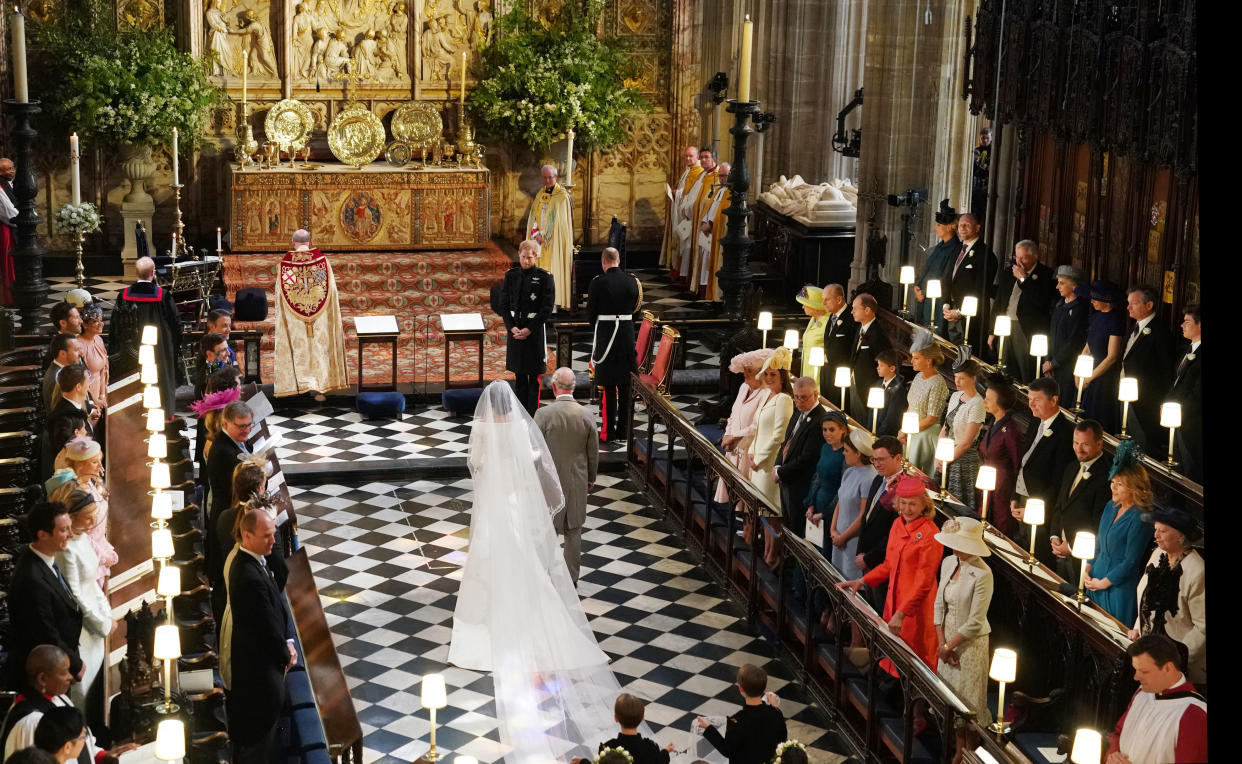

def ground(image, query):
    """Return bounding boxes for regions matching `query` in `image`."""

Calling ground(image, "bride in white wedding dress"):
[448,381,620,761]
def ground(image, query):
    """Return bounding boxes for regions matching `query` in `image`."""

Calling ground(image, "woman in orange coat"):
[839,474,944,676]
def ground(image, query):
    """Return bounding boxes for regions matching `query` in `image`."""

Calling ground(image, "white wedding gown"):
[448,382,619,762]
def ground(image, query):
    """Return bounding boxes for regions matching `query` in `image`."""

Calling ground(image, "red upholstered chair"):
[638,326,679,395]
[634,310,657,373]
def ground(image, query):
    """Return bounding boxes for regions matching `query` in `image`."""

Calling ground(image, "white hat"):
[934,516,991,557]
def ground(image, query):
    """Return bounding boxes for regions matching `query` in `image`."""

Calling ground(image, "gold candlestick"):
[170,183,185,262]
[74,231,85,287]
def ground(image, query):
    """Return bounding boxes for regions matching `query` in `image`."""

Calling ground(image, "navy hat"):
[822,410,849,427]
[1090,279,1120,303]
[1140,505,1201,542]
[934,199,959,225]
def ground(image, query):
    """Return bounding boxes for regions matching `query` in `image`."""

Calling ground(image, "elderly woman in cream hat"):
[714,347,774,503]
[933,516,994,722]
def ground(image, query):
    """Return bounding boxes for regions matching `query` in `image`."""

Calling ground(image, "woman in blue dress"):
[1079,280,1124,432]
[829,429,878,579]
[806,411,848,557]
[1085,446,1154,625]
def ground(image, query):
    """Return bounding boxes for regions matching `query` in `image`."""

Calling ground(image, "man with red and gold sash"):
[525,164,574,310]
[110,255,183,411]
[273,229,348,397]
[659,146,703,277]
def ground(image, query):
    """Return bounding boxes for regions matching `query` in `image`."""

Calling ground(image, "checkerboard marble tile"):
[265,390,707,465]
[292,474,849,763]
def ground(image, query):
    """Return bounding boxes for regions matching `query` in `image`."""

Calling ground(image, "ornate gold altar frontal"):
[228,164,489,251]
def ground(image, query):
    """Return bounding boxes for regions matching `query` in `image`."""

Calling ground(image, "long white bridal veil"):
[449,381,620,762]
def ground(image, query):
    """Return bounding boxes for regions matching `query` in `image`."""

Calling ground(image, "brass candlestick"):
[74,231,85,287]
[456,117,475,159]
[170,183,185,262]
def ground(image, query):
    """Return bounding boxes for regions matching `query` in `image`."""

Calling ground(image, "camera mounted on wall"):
[887,188,928,208]
[708,72,729,105]
[832,87,863,157]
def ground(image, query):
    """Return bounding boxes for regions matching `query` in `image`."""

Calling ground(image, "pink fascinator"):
[190,387,242,417]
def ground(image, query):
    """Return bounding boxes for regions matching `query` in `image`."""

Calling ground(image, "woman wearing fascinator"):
[1084,441,1154,625]
[900,328,950,475]
[939,349,986,512]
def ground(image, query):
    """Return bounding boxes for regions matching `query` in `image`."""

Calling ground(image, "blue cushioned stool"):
[441,387,484,417]
[356,391,405,419]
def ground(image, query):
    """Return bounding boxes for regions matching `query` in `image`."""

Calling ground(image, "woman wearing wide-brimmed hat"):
[933,516,995,722]
[1128,506,1205,684]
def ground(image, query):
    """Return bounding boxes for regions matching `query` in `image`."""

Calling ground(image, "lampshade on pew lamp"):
[833,366,851,409]
[151,492,173,525]
[960,296,978,340]
[925,279,942,331]
[783,329,799,351]
[150,461,171,491]
[421,673,448,762]
[899,266,915,311]
[1161,402,1182,468]
[154,719,186,761]
[988,648,1017,739]
[935,437,956,498]
[757,311,773,346]
[151,529,174,560]
[143,385,162,410]
[148,433,167,461]
[141,325,159,346]
[976,466,997,530]
[141,362,159,386]
[993,315,1012,371]
[806,347,825,386]
[139,343,156,368]
[1072,354,1094,412]
[1022,499,1045,567]
[153,625,181,715]
[866,387,885,432]
[156,563,181,599]
[146,408,166,433]
[1029,334,1048,380]
[1118,377,1139,437]
[1071,531,1096,604]
[1070,729,1102,764]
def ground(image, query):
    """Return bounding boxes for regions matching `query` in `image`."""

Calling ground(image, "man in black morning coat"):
[499,240,555,415]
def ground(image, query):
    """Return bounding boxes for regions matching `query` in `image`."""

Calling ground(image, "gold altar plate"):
[327,105,387,167]
[391,102,443,144]
[227,163,490,252]
[265,99,315,148]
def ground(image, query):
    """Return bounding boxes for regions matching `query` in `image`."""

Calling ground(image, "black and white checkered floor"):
[291,474,849,763]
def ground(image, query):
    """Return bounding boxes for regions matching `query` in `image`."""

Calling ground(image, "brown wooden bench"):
[285,548,363,764]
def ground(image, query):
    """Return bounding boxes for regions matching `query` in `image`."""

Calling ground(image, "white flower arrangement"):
[772,740,807,762]
[54,202,103,235]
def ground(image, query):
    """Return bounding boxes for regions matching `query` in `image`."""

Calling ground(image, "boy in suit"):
[577,693,674,764]
[873,350,908,437]
[697,664,787,764]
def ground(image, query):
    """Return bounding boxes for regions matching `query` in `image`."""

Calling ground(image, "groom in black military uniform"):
[499,239,555,415]
[587,246,641,442]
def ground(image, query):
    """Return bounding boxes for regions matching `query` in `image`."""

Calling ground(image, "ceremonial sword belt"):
[590,314,628,366]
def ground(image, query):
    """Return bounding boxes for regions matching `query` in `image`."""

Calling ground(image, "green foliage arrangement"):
[33,1,223,149]
[467,0,648,153]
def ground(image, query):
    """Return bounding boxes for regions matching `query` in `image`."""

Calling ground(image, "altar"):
[227,163,490,252]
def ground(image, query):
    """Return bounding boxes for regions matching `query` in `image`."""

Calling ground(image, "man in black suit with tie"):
[1047,420,1113,583]
[855,437,906,610]
[43,366,97,481]
[941,214,998,350]
[1009,379,1074,564]
[1119,285,1175,457]
[41,334,82,412]
[989,240,1056,381]
[6,502,84,689]
[227,508,296,763]
[848,293,893,423]
[206,400,254,610]
[1169,305,1201,482]
[821,283,857,370]
[773,377,828,537]
[873,350,908,437]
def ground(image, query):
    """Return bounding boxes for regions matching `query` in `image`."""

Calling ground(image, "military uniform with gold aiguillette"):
[587,266,641,442]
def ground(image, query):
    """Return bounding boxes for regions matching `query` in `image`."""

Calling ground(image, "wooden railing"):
[627,378,1134,763]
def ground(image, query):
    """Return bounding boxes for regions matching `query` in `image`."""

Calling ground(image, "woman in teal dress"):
[805,411,849,557]
[1085,448,1155,625]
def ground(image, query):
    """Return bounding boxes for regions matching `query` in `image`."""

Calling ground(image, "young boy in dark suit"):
[697,664,787,764]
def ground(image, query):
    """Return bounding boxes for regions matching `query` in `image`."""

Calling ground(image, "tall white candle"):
[242,50,248,106]
[459,50,466,106]
[70,133,81,205]
[171,127,179,186]
[565,127,574,187]
[217,226,222,251]
[738,14,753,102]
[9,7,27,103]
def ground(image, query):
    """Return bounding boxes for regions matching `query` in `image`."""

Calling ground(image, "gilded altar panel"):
[228,164,489,251]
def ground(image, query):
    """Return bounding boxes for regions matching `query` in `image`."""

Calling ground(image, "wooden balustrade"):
[627,378,1135,763]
